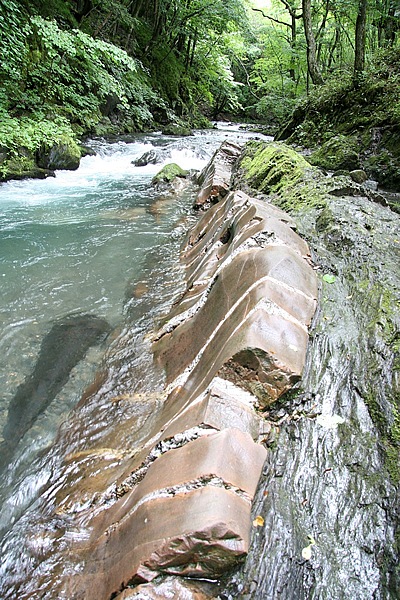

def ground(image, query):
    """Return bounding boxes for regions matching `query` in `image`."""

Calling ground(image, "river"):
[0,124,269,598]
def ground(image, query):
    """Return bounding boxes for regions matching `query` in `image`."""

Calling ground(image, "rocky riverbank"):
[225,140,400,599]
[0,139,398,599]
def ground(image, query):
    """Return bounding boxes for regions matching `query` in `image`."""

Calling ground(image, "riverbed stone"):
[350,169,368,183]
[75,487,251,600]
[36,138,81,170]
[159,189,312,331]
[152,163,188,185]
[90,428,266,537]
[115,577,214,599]
[160,378,269,442]
[132,149,161,166]
[194,141,242,208]
[154,245,317,407]
[309,134,360,172]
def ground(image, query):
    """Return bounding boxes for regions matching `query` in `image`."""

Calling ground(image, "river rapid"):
[0,124,270,597]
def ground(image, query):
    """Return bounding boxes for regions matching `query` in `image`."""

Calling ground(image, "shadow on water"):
[0,313,111,472]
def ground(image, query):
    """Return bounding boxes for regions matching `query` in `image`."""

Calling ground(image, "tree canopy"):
[0,0,399,160]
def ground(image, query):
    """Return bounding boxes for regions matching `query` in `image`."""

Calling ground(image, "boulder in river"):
[132,149,161,167]
[36,137,81,170]
[151,162,188,186]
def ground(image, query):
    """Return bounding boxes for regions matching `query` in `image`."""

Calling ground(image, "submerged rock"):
[0,313,111,470]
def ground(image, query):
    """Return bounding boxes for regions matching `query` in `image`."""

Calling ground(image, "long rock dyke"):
[62,142,318,599]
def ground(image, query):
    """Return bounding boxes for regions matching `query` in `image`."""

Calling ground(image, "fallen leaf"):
[253,515,265,527]
[302,535,316,560]
[322,274,336,284]
[307,535,316,545]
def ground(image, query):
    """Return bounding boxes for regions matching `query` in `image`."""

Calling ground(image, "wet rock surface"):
[194,141,242,209]
[64,148,317,596]
[154,187,317,409]
[2,138,395,600]
[223,141,400,599]
[115,576,217,599]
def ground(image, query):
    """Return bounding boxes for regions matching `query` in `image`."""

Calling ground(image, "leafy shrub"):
[0,14,160,132]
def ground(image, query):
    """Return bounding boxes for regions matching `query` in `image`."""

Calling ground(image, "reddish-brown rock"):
[160,378,269,441]
[154,245,317,407]
[115,577,215,599]
[70,487,251,600]
[194,141,242,208]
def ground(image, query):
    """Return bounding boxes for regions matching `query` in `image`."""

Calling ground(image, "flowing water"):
[0,124,270,597]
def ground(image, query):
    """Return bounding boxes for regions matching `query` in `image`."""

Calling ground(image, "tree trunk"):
[354,0,368,78]
[302,0,325,85]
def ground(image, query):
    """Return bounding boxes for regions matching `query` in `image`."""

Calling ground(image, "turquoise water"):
[0,133,212,439]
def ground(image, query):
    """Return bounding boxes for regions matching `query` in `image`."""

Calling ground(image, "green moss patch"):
[152,163,188,185]
[238,141,328,212]
[309,134,360,171]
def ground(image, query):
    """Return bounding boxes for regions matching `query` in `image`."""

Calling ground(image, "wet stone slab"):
[73,487,252,600]
[89,427,266,540]
[154,246,317,407]
[160,377,270,442]
[115,576,216,599]
[194,141,242,209]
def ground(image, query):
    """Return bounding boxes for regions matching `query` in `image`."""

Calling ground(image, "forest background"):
[0,0,399,186]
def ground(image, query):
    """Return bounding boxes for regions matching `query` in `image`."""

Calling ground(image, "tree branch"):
[252,8,291,29]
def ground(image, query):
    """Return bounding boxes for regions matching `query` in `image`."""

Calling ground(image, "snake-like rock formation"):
[72,142,318,599]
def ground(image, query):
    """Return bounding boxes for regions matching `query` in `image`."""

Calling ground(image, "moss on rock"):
[37,136,81,171]
[0,147,55,181]
[237,141,328,212]
[161,123,193,136]
[152,163,188,185]
[309,134,360,171]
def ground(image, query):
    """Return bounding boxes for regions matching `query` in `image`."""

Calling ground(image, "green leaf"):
[322,274,336,284]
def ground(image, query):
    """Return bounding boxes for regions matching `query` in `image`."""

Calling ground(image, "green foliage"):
[0,13,160,131]
[0,113,76,155]
[249,93,297,125]
[281,45,400,150]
